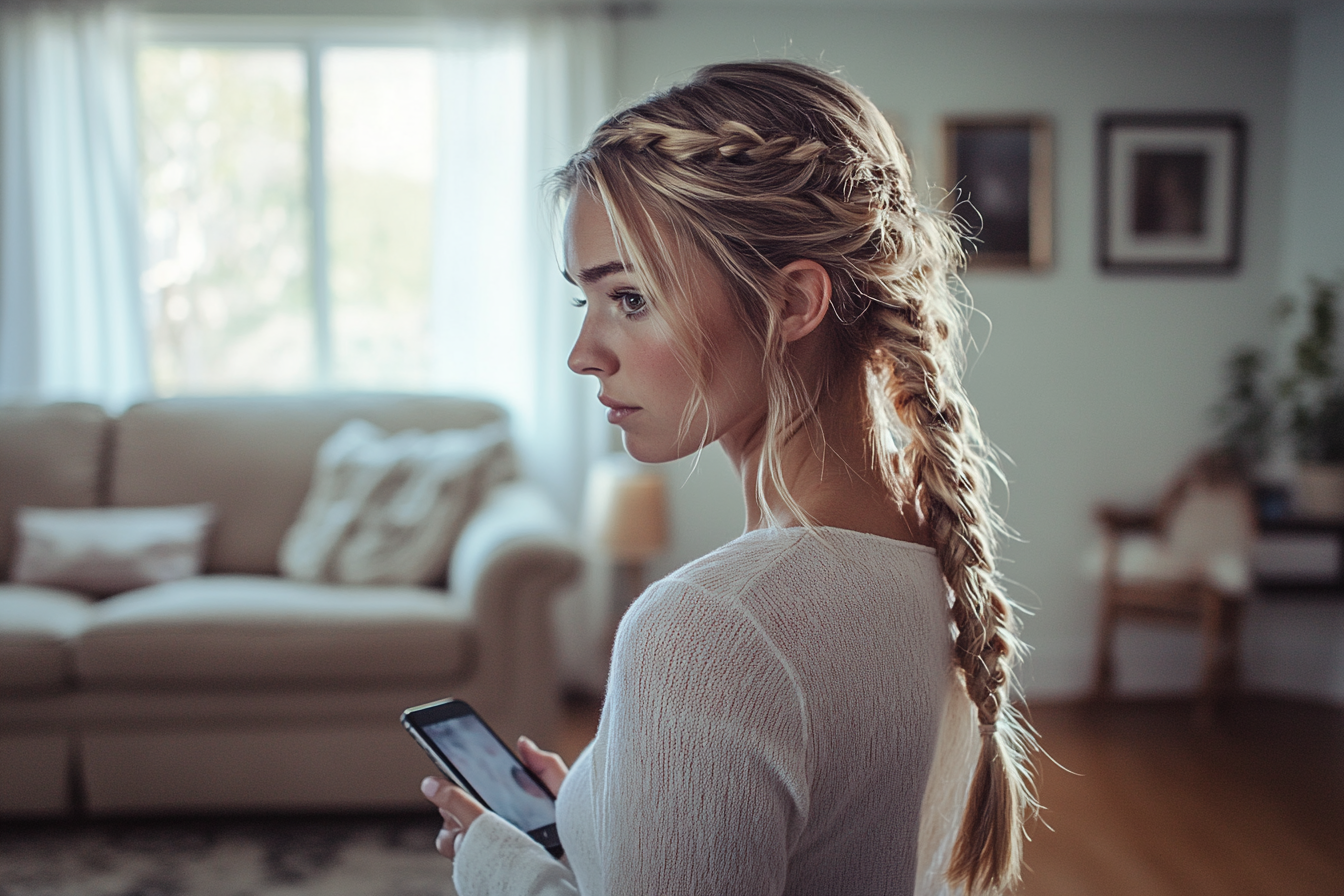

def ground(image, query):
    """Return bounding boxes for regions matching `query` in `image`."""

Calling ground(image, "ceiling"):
[586,0,1312,12]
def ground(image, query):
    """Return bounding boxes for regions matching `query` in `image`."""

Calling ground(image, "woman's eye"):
[614,291,647,316]
[570,297,587,308]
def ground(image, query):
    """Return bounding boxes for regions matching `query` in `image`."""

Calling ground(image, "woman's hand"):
[518,735,569,795]
[419,736,569,860]
[421,776,487,859]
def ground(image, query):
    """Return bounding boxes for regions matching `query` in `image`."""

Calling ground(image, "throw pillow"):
[10,504,215,597]
[278,419,513,587]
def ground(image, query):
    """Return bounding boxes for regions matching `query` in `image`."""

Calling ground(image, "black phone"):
[401,698,563,859]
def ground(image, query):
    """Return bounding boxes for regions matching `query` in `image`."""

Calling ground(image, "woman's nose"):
[568,316,617,377]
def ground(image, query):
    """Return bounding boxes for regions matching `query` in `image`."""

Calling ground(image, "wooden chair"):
[1091,452,1258,725]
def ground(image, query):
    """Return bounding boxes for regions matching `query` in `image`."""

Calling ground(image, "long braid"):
[872,295,1030,892]
[557,60,1036,894]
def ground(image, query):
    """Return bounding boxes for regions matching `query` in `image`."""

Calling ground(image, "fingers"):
[518,736,569,795]
[421,776,488,859]
[434,818,466,859]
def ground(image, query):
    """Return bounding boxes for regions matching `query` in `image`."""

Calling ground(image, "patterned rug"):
[0,812,458,896]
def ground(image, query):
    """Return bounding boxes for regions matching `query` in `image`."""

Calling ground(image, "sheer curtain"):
[0,1,150,411]
[431,14,613,520]
[430,16,615,692]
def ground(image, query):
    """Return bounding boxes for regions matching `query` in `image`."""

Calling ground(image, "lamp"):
[583,454,670,656]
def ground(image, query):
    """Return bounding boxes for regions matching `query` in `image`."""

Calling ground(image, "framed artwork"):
[942,116,1053,271]
[1098,113,1246,274]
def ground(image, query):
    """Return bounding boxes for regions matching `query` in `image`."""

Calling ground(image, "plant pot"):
[1294,463,1344,518]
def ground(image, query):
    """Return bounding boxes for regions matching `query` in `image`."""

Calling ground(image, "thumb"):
[518,736,568,796]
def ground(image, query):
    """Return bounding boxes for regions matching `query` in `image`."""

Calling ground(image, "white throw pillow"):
[10,504,215,597]
[279,419,512,586]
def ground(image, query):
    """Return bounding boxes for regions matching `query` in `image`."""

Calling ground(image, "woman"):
[421,60,1034,896]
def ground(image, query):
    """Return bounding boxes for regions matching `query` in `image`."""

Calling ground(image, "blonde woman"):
[421,60,1035,896]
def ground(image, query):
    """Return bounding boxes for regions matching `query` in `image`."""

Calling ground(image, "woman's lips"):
[599,396,639,424]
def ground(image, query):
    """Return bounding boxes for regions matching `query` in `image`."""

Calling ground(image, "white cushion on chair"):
[1083,484,1255,595]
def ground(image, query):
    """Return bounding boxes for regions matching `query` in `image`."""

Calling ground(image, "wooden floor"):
[555,695,1344,895]
[1019,698,1343,896]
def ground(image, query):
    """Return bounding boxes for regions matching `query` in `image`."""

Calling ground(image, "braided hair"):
[556,60,1034,894]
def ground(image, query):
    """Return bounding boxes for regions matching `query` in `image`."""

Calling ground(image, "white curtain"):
[430,15,615,693]
[430,14,613,521]
[0,1,150,411]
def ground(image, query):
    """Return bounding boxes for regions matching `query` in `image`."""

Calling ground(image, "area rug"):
[0,812,458,896]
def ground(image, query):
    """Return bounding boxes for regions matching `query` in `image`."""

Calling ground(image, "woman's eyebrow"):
[574,260,630,285]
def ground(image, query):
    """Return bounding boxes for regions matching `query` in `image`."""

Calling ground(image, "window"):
[138,31,451,394]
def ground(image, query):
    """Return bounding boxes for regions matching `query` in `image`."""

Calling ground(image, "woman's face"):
[564,190,767,464]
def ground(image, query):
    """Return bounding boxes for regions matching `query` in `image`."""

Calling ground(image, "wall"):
[1256,0,1344,702]
[131,0,1342,701]
[620,7,1306,700]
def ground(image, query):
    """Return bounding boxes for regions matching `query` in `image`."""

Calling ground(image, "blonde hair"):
[557,60,1034,894]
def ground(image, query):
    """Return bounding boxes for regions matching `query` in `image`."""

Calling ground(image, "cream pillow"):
[279,419,512,586]
[10,505,215,597]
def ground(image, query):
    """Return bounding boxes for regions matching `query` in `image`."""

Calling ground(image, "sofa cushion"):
[74,576,475,688]
[109,394,514,575]
[279,420,511,586]
[0,402,109,575]
[11,504,214,597]
[0,584,94,692]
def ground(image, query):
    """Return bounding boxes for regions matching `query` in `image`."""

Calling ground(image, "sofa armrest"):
[449,481,583,746]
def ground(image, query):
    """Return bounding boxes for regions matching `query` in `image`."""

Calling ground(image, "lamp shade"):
[583,455,669,562]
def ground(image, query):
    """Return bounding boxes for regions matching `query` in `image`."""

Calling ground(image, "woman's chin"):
[620,433,697,466]
[619,435,664,465]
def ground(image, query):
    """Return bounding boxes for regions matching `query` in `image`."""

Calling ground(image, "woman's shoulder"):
[662,526,936,592]
[611,525,947,702]
[628,526,940,634]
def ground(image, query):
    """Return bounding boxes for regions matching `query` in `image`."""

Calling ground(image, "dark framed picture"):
[942,116,1053,270]
[1098,113,1246,274]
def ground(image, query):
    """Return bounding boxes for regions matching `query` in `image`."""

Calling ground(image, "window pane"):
[138,47,313,394]
[323,47,436,389]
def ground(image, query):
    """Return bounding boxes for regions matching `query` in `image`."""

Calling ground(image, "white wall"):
[1257,0,1344,702]
[617,7,1314,700]
[132,0,1344,702]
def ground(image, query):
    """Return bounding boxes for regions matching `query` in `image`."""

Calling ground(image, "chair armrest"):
[1094,504,1159,535]
[448,481,583,745]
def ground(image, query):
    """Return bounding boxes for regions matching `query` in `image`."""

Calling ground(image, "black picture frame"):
[1098,113,1246,274]
[942,116,1053,271]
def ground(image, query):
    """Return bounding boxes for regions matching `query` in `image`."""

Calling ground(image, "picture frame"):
[1098,113,1246,274]
[941,116,1053,271]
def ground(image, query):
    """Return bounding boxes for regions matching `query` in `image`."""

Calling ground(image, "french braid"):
[556,60,1034,894]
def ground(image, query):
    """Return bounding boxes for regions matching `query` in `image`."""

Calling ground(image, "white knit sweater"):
[453,526,972,896]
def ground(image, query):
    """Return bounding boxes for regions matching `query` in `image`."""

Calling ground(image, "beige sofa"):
[0,394,582,817]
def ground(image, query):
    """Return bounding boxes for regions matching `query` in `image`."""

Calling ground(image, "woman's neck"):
[723,377,930,547]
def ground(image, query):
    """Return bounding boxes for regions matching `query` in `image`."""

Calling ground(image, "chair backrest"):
[1166,483,1257,568]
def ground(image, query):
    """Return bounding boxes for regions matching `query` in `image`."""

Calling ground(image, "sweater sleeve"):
[588,578,809,895]
[452,811,579,896]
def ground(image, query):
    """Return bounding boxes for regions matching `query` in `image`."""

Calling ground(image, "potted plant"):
[1278,277,1344,516]
[1218,276,1344,517]
[1212,343,1284,517]
[1212,345,1273,467]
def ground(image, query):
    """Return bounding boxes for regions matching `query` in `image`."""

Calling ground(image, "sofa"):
[0,394,582,817]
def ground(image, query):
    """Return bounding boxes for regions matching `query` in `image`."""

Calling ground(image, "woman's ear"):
[779,259,832,344]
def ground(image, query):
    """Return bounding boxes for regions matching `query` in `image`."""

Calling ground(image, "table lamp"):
[583,454,669,653]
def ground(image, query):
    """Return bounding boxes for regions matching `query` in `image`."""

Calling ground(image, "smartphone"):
[401,698,563,858]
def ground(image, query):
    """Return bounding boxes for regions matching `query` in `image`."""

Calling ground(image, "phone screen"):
[418,711,557,834]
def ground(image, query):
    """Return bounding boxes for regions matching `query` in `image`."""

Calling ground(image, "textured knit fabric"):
[453,526,962,896]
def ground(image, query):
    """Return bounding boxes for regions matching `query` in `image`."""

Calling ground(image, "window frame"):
[136,14,441,390]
